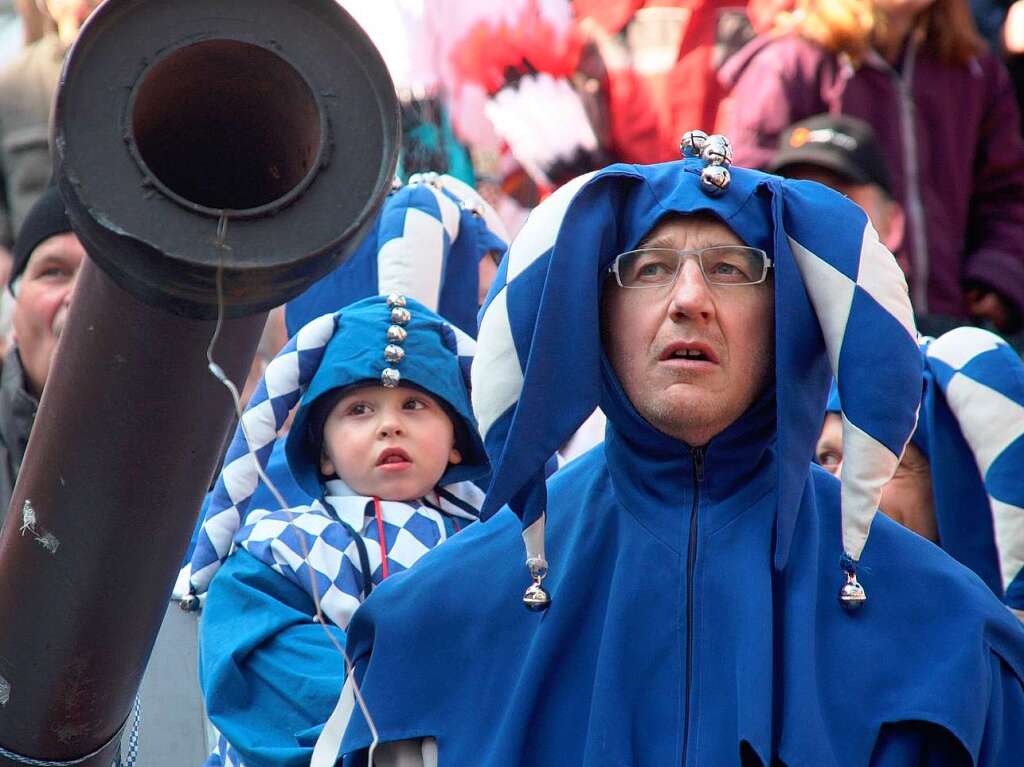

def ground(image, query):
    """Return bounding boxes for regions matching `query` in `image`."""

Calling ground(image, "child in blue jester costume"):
[818,326,1024,624]
[323,137,1024,766]
[186,295,488,767]
[214,172,508,518]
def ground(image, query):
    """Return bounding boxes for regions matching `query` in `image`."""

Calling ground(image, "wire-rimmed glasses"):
[608,246,772,288]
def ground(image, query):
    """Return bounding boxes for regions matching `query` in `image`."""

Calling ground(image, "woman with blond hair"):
[722,0,1024,339]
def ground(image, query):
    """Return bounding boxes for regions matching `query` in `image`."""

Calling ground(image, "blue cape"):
[337,385,1024,765]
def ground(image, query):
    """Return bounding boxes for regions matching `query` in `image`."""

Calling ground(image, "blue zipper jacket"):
[337,376,1024,765]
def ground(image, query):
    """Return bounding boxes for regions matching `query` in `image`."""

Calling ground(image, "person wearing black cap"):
[0,184,83,526]
[769,114,906,270]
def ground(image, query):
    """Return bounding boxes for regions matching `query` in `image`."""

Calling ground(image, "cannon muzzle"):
[0,0,399,762]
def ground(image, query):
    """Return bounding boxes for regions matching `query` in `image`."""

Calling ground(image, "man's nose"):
[668,258,714,322]
[62,267,83,306]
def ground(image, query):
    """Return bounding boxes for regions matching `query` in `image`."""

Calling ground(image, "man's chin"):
[637,390,721,439]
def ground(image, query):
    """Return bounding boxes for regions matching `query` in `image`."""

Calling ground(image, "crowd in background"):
[0,0,1023,356]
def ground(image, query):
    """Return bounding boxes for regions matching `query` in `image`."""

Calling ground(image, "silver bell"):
[700,134,733,167]
[410,171,443,188]
[179,593,200,612]
[387,293,407,308]
[680,130,709,158]
[460,199,484,218]
[384,344,405,363]
[838,574,866,610]
[700,164,731,197]
[381,367,401,388]
[391,307,412,325]
[387,324,408,344]
[523,581,551,611]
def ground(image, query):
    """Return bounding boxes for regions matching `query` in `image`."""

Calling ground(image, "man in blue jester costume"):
[186,295,488,767]
[818,326,1024,624]
[323,135,1024,766]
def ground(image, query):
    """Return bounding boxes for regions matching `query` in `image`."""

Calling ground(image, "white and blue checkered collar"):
[320,478,481,530]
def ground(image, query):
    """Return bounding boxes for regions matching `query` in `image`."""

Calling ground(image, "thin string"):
[204,242,381,761]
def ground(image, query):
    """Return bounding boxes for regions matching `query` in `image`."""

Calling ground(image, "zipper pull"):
[690,447,705,483]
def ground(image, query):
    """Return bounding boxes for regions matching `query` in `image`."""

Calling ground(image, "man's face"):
[878,442,938,541]
[815,415,938,541]
[815,412,844,476]
[601,214,775,446]
[12,232,86,396]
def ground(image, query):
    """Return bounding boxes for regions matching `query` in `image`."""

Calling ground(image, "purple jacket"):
[721,33,1024,324]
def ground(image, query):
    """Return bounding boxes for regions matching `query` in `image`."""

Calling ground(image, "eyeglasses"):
[607,246,772,289]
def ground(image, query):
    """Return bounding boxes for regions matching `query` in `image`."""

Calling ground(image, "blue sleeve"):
[199,549,348,767]
[870,653,1024,766]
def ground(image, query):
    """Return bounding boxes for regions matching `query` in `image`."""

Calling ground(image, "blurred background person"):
[0,184,82,527]
[573,0,755,161]
[722,0,1024,340]
[817,327,1024,622]
[769,113,905,258]
[338,0,477,185]
[0,0,100,274]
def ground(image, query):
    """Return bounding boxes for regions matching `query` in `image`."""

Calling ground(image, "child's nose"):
[378,415,404,438]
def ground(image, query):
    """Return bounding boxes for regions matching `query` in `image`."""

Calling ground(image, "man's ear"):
[882,199,905,254]
[449,447,462,465]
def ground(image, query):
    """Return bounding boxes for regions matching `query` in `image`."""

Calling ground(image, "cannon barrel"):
[0,0,399,763]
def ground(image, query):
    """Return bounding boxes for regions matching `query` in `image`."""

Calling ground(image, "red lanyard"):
[372,496,389,580]
[372,495,462,581]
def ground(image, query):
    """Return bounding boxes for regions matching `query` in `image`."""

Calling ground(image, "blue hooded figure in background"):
[320,138,1024,766]
[823,326,1024,623]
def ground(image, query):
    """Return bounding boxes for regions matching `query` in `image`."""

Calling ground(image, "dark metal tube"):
[0,1,399,760]
[0,259,265,764]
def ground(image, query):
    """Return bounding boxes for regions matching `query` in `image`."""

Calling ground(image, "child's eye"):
[403,398,427,411]
[346,402,372,416]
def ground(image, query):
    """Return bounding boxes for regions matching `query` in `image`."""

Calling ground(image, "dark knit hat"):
[10,186,72,292]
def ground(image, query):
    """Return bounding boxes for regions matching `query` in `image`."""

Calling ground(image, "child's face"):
[319,384,462,501]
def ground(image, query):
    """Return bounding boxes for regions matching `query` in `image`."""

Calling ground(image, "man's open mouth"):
[659,342,719,364]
